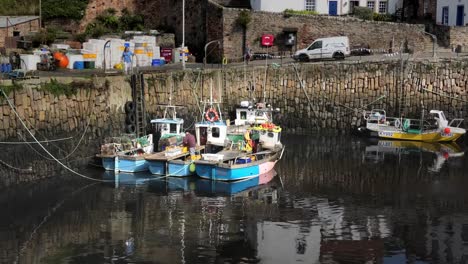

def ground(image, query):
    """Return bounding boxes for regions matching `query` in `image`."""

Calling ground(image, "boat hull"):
[196,160,276,181]
[148,160,166,175]
[168,160,194,177]
[115,157,149,173]
[101,157,116,171]
[359,127,464,143]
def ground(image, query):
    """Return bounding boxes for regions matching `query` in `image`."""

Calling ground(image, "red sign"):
[160,48,173,63]
[261,34,275,47]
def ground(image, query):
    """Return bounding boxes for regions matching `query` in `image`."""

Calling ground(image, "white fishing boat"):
[359,109,466,143]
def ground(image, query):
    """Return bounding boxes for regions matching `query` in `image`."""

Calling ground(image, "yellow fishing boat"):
[358,109,466,143]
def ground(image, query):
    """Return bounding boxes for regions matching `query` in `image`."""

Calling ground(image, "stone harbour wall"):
[0,59,467,140]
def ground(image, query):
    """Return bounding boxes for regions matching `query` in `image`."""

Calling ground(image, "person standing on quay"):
[122,47,133,74]
[244,42,252,64]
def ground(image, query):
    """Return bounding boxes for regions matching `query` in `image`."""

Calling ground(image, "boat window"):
[212,127,220,138]
[268,132,274,138]
[240,111,247,120]
[170,124,177,133]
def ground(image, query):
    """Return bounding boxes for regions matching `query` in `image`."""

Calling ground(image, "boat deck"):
[146,146,205,161]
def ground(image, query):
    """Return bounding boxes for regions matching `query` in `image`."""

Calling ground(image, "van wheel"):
[333,52,345,60]
[299,54,309,62]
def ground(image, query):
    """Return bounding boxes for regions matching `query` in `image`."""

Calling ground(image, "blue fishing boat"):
[195,147,284,181]
[97,134,153,172]
[195,169,277,196]
[146,145,204,176]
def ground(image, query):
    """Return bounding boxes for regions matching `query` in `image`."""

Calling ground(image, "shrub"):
[373,13,395,22]
[284,9,319,16]
[237,10,252,28]
[353,6,373,20]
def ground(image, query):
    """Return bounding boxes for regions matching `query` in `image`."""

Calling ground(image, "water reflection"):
[1,135,468,264]
[364,140,465,172]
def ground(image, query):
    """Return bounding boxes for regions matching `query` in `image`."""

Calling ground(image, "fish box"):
[236,156,252,164]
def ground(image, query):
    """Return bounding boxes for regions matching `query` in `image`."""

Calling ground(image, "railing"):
[449,118,464,128]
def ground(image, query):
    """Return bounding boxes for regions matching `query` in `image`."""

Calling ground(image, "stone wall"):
[220,9,433,61]
[0,76,131,140]
[1,59,467,139]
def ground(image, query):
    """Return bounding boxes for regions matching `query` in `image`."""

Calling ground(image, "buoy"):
[444,127,451,134]
[189,163,196,173]
[53,52,69,68]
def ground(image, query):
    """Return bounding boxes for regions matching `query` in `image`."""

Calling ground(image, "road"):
[15,51,468,79]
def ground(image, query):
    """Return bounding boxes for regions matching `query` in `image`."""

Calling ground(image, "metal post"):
[204,39,220,68]
[39,0,42,28]
[422,31,437,58]
[181,0,186,70]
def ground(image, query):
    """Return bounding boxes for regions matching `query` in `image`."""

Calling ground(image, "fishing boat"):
[359,109,466,142]
[364,140,464,172]
[145,83,204,177]
[96,134,153,172]
[195,169,278,196]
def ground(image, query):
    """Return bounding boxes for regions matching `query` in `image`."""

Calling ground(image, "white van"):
[294,36,350,62]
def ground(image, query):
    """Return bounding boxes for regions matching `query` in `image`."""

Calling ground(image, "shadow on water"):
[1,134,468,263]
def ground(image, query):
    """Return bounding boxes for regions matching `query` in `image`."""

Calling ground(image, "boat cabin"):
[151,118,184,138]
[235,101,273,126]
[195,121,227,147]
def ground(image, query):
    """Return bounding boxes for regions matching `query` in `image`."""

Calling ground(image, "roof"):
[0,16,40,28]
[150,118,184,124]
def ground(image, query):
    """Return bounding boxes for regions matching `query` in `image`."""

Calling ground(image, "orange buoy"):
[53,52,69,68]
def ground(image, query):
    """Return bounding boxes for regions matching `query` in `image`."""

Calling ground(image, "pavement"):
[6,51,468,79]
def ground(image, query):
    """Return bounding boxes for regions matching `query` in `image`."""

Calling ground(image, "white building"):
[250,0,401,15]
[436,0,468,26]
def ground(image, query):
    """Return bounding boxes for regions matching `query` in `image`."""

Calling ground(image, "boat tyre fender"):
[125,113,136,124]
[205,108,219,122]
[394,118,401,129]
[125,101,135,113]
[126,124,136,134]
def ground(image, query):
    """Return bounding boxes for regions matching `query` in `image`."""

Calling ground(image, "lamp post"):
[181,0,186,70]
[39,0,42,28]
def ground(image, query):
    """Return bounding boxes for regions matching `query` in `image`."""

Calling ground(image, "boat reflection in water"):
[364,140,465,172]
[102,169,279,196]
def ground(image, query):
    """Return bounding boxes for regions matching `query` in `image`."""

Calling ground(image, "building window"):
[367,1,375,10]
[379,1,387,13]
[305,0,316,11]
[442,6,449,25]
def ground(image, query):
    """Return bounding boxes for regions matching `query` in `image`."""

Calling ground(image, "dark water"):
[1,135,468,264]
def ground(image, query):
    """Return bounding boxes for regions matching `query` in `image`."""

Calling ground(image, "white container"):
[51,43,70,50]
[20,54,40,71]
[67,54,84,69]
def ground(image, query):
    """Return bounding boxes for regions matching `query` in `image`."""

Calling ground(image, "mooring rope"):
[0,159,33,173]
[0,137,73,144]
[13,182,99,264]
[422,87,468,103]
[0,88,111,183]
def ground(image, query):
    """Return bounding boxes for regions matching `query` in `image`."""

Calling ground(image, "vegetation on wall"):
[42,0,89,20]
[284,9,319,16]
[0,0,88,20]
[0,0,38,16]
[236,10,252,28]
[353,6,395,22]
[84,8,144,38]
[40,79,78,97]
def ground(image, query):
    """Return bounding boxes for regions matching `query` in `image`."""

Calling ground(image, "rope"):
[0,159,33,173]
[0,137,73,144]
[422,87,468,103]
[0,88,112,183]
[13,182,99,264]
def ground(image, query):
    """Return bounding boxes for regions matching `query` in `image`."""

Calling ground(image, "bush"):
[237,10,252,28]
[284,9,319,16]
[32,28,57,46]
[373,13,395,22]
[42,0,89,21]
[353,6,373,20]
